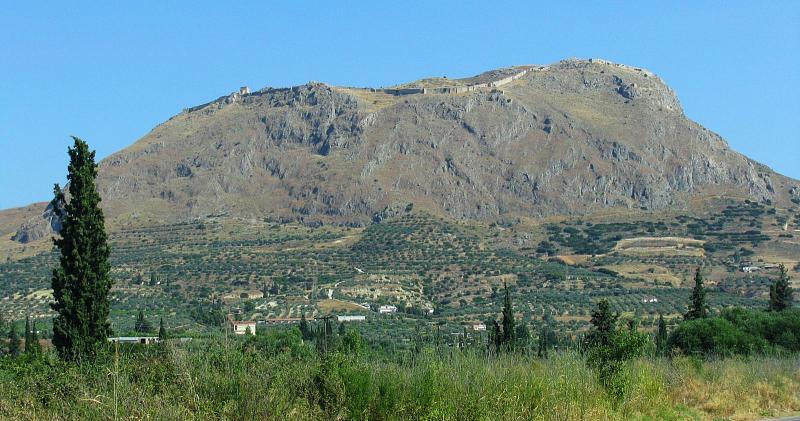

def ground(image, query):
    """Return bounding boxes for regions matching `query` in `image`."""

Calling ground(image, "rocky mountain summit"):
[7,58,800,241]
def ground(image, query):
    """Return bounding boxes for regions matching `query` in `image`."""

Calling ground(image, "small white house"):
[741,266,762,273]
[230,320,257,335]
[108,336,160,345]
[472,323,487,331]
[378,305,398,314]
[337,315,366,322]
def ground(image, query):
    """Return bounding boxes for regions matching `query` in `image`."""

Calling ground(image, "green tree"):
[515,323,530,352]
[655,314,668,356]
[501,282,516,351]
[158,317,167,341]
[684,268,709,320]
[491,320,502,354]
[769,264,794,312]
[537,325,549,358]
[50,137,113,361]
[135,310,153,333]
[299,313,312,340]
[30,320,41,354]
[24,316,32,354]
[8,322,21,357]
[587,299,618,346]
[585,299,648,401]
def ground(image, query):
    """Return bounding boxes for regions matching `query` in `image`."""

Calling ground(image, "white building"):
[230,320,257,335]
[472,323,487,331]
[641,296,658,303]
[378,305,398,314]
[741,266,761,273]
[337,315,366,322]
[108,336,160,345]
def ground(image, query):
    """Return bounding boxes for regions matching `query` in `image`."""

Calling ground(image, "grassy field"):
[0,339,798,420]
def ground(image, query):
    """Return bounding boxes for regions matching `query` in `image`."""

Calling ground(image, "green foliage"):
[585,299,648,402]
[684,268,709,320]
[7,322,21,357]
[537,325,549,358]
[158,318,167,341]
[190,304,226,327]
[501,282,515,351]
[769,264,794,312]
[243,327,312,359]
[668,308,800,356]
[50,137,113,361]
[134,310,154,333]
[655,314,668,356]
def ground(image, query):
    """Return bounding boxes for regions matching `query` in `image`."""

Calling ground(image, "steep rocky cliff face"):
[7,59,799,240]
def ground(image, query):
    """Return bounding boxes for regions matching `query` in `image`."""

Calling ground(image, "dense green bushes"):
[668,309,800,356]
[0,339,798,420]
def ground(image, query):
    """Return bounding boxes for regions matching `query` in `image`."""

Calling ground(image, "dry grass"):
[317,299,365,313]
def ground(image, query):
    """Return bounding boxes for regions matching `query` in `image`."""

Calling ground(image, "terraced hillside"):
[2,200,798,346]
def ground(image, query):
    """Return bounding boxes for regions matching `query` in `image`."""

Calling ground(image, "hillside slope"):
[7,58,800,240]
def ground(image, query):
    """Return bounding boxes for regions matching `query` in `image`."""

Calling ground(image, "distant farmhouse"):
[337,315,366,322]
[261,317,301,325]
[378,305,398,314]
[108,336,160,345]
[228,315,257,335]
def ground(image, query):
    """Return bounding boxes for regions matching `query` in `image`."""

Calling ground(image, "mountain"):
[6,58,800,242]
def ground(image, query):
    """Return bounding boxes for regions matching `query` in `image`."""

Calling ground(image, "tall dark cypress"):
[588,299,618,347]
[24,316,32,354]
[51,137,113,361]
[537,325,549,358]
[769,265,794,312]
[158,317,167,341]
[30,320,41,354]
[684,268,708,320]
[8,323,21,357]
[501,282,516,351]
[299,313,312,340]
[655,314,668,356]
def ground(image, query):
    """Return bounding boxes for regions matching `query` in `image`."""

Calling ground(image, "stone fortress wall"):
[373,67,538,97]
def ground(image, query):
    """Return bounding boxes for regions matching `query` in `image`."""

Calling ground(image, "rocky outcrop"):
[11,201,62,243]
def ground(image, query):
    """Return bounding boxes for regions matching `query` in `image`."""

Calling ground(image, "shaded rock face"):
[11,202,62,244]
[8,59,798,240]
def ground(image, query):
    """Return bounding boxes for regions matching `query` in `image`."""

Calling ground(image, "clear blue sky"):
[1,1,798,209]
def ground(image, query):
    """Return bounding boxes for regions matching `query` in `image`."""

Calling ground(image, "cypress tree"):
[51,137,113,361]
[588,299,618,347]
[684,268,709,320]
[501,282,516,351]
[8,323,21,357]
[299,313,312,340]
[655,314,668,356]
[492,320,502,354]
[769,264,794,312]
[515,323,530,352]
[24,316,32,354]
[135,310,145,332]
[30,320,41,354]
[158,317,167,341]
[537,325,549,358]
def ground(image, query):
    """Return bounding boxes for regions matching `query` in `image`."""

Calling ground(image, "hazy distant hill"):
[6,58,800,241]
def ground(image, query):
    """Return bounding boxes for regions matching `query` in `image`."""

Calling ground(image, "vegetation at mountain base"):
[1,331,799,420]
